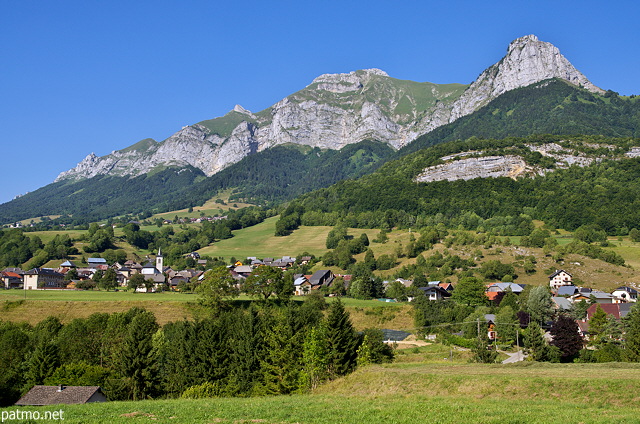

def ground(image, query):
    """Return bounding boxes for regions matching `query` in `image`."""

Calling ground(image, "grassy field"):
[198,216,332,258]
[4,360,640,423]
[0,289,414,329]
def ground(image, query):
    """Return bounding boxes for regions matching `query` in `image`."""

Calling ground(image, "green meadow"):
[4,360,640,423]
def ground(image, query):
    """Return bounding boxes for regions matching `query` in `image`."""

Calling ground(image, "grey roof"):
[484,314,496,323]
[309,270,334,286]
[234,265,253,274]
[487,282,524,293]
[557,285,578,296]
[87,258,107,264]
[591,290,615,300]
[294,276,310,286]
[615,286,638,294]
[15,385,105,406]
[25,268,64,276]
[552,296,572,310]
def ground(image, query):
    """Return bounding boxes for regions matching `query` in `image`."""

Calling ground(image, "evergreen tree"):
[115,310,159,400]
[24,342,60,391]
[472,337,498,363]
[587,304,609,346]
[527,286,554,325]
[495,306,518,344]
[524,322,547,361]
[259,313,301,395]
[325,299,358,377]
[624,305,640,361]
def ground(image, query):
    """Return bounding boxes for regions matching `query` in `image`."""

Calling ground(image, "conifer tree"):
[588,304,609,346]
[624,305,640,361]
[116,310,159,400]
[325,299,358,377]
[524,322,547,361]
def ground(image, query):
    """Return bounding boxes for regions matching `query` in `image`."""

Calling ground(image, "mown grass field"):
[0,289,414,329]
[4,360,640,423]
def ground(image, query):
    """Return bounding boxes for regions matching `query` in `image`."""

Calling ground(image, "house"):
[309,270,334,288]
[1,271,23,289]
[294,275,312,295]
[589,290,615,304]
[612,286,638,303]
[87,258,107,267]
[486,282,524,301]
[484,314,497,341]
[15,385,107,406]
[549,269,573,290]
[23,268,65,289]
[233,265,253,277]
[418,285,451,301]
[585,303,633,320]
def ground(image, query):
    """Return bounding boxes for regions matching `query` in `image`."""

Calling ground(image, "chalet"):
[612,286,638,303]
[23,268,65,289]
[484,314,497,341]
[549,269,573,290]
[486,282,524,301]
[294,275,312,295]
[418,285,451,301]
[16,385,107,406]
[233,265,253,277]
[309,270,334,288]
[1,271,23,289]
[586,303,633,320]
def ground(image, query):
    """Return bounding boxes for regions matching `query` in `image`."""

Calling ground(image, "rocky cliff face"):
[56,35,604,182]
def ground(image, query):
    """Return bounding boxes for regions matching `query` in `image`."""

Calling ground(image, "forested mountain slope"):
[283,134,640,235]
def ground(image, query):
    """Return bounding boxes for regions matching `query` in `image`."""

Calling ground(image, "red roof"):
[586,303,623,320]
[2,271,22,278]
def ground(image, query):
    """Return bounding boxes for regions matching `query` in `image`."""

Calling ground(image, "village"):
[2,247,638,344]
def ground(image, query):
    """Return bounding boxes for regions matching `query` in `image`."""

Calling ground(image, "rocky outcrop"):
[415,155,532,182]
[56,35,604,182]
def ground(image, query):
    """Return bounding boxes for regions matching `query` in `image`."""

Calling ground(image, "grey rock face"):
[56,36,603,182]
[449,35,604,121]
[415,155,532,182]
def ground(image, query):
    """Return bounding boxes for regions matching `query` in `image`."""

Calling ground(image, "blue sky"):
[1,0,638,205]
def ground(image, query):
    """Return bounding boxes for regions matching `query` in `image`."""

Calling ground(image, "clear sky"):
[1,0,638,205]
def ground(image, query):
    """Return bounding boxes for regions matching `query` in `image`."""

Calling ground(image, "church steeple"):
[156,248,163,272]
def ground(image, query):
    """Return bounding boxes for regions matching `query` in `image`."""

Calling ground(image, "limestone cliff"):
[56,35,603,182]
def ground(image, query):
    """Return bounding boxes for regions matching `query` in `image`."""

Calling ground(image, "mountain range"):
[1,34,638,225]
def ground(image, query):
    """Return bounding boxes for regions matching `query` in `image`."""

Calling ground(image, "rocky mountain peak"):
[449,34,604,121]
[310,68,390,93]
[233,104,253,115]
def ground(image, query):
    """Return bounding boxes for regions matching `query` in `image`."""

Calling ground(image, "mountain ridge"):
[55,34,602,182]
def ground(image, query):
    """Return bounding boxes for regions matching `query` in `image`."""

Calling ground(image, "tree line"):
[0,298,393,406]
